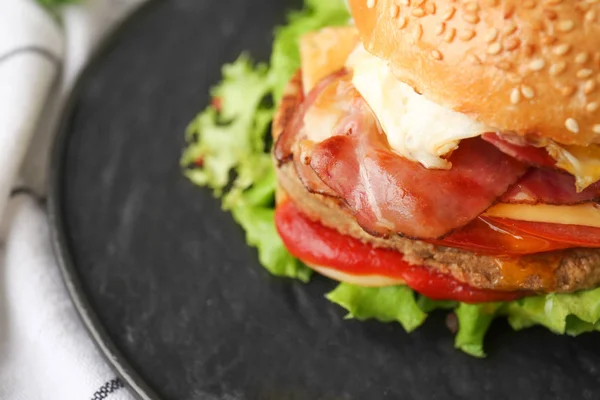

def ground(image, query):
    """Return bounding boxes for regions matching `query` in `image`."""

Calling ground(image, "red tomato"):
[275,201,526,303]
[486,217,600,248]
[429,217,574,256]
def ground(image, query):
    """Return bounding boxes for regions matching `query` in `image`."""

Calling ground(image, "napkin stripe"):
[10,186,44,203]
[90,377,125,400]
[0,45,61,68]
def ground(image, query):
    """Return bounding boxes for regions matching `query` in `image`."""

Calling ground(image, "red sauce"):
[275,201,527,303]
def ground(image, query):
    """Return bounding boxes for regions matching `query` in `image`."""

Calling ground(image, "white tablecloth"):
[0,0,147,398]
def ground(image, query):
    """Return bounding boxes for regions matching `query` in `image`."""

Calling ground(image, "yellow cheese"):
[483,203,600,228]
[546,143,600,192]
[299,26,359,94]
[310,265,405,287]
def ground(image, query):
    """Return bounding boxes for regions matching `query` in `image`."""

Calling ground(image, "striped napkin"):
[0,0,145,398]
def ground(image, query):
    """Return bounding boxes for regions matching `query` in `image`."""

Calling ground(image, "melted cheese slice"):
[484,203,600,228]
[346,45,492,169]
[546,143,600,191]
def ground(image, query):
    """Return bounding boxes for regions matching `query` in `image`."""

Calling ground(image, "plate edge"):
[47,2,164,399]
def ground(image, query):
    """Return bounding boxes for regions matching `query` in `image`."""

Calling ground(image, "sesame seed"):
[585,10,597,22]
[426,2,436,14]
[504,22,518,35]
[557,20,575,32]
[565,118,580,133]
[412,8,425,17]
[400,0,410,5]
[390,4,400,17]
[414,23,423,39]
[463,13,480,24]
[587,102,599,112]
[435,23,446,36]
[367,0,376,8]
[398,16,408,28]
[459,29,476,41]
[510,88,521,104]
[553,43,571,56]
[504,37,521,51]
[444,27,456,42]
[549,61,567,76]
[442,6,456,20]
[413,0,425,5]
[431,50,443,60]
[577,69,594,79]
[529,59,545,71]
[468,54,482,64]
[465,1,479,12]
[521,85,535,99]
[576,52,589,64]
[560,85,576,96]
[594,125,600,134]
[584,80,597,94]
[486,42,502,55]
[463,14,479,24]
[485,28,499,42]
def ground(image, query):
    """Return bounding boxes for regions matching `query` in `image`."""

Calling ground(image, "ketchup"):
[275,201,527,303]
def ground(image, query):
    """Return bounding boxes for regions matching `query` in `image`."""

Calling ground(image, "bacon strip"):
[274,68,347,163]
[482,132,556,168]
[501,168,600,204]
[307,87,527,239]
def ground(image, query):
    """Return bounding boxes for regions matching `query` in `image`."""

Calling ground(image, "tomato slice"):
[429,217,574,256]
[486,217,600,248]
[275,201,526,303]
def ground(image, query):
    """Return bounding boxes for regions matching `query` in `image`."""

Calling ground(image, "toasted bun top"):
[348,0,600,146]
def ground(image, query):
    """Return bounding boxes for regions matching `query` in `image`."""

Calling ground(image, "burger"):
[184,0,600,356]
[273,0,600,300]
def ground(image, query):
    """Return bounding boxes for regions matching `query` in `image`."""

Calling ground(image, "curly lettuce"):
[183,0,600,357]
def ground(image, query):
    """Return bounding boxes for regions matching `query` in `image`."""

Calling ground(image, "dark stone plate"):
[49,0,600,399]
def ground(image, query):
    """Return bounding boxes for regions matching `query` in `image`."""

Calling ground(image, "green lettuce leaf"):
[504,288,600,334]
[182,1,348,281]
[326,283,427,332]
[454,303,503,358]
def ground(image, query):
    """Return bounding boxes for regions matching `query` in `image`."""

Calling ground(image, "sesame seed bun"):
[348,0,600,146]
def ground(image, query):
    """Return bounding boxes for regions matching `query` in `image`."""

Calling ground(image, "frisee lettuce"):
[183,0,600,357]
[182,1,351,281]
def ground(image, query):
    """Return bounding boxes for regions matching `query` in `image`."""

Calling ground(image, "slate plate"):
[49,0,600,399]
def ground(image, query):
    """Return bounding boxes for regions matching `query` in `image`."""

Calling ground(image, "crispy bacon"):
[274,69,348,163]
[501,168,600,205]
[482,132,556,168]
[306,86,527,239]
